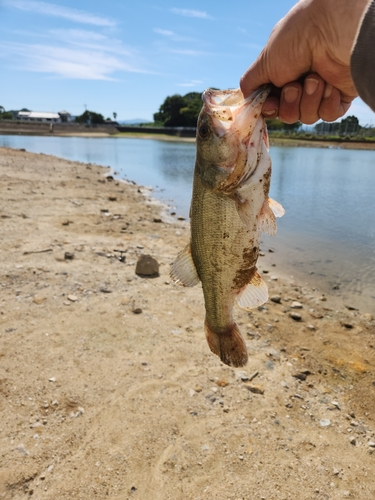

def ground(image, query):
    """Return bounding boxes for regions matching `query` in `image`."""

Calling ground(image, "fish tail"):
[205,320,248,367]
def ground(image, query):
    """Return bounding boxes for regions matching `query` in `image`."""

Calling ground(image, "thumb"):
[240,50,271,98]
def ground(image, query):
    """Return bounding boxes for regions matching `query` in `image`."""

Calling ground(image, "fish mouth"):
[202,86,271,138]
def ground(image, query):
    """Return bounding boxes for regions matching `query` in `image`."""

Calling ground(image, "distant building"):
[17,110,73,123]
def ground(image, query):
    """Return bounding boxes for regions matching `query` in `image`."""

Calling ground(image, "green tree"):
[154,92,203,127]
[339,115,359,135]
[0,106,5,114]
[113,112,117,120]
[75,110,104,125]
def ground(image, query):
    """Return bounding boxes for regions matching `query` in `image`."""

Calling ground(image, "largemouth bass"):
[171,87,284,367]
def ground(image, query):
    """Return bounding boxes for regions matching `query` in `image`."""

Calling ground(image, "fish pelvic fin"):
[236,271,268,310]
[170,243,200,287]
[205,320,248,367]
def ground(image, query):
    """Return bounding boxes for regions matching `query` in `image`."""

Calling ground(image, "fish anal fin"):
[236,271,268,309]
[259,199,277,236]
[205,320,248,367]
[170,243,200,287]
[268,197,285,218]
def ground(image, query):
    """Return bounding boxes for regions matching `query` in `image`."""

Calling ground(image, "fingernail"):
[283,86,299,104]
[305,78,319,95]
[263,109,277,116]
[324,84,333,99]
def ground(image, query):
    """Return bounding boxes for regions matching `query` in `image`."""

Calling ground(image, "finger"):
[299,74,325,124]
[278,83,302,124]
[240,51,270,98]
[319,86,352,122]
[262,96,279,119]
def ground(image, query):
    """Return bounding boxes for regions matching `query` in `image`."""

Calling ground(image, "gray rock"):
[290,312,302,321]
[270,295,281,304]
[135,254,159,277]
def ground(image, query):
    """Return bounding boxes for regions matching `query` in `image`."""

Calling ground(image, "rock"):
[108,196,117,201]
[363,313,373,321]
[291,301,303,309]
[293,372,307,381]
[290,312,302,321]
[368,441,375,448]
[307,324,316,331]
[67,295,78,302]
[64,252,74,260]
[99,288,112,293]
[177,216,185,220]
[349,437,356,446]
[132,308,142,314]
[341,322,354,329]
[320,419,331,427]
[246,385,264,395]
[153,218,162,223]
[33,295,46,305]
[270,295,281,304]
[135,254,160,277]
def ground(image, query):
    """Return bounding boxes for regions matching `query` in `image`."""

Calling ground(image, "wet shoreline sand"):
[1,147,375,498]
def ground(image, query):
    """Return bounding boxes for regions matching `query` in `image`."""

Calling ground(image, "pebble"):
[132,308,142,314]
[135,254,159,277]
[64,252,74,260]
[290,312,302,321]
[349,437,356,445]
[331,401,341,410]
[291,301,303,309]
[246,385,264,395]
[368,441,375,448]
[67,295,78,302]
[320,419,331,427]
[306,324,316,331]
[270,295,281,304]
[363,313,373,321]
[49,377,56,382]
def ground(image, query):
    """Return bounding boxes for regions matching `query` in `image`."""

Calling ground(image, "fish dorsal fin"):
[259,199,277,236]
[236,271,268,310]
[268,197,285,218]
[170,243,200,287]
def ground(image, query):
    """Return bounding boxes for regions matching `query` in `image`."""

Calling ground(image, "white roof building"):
[18,111,61,122]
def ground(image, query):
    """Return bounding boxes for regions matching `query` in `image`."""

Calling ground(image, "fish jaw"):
[196,86,271,194]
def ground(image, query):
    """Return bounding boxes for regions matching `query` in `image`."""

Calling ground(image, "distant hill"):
[118,118,150,125]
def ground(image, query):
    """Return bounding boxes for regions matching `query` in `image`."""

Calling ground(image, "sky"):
[1,0,374,125]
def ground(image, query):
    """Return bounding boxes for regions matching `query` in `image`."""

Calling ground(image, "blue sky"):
[1,0,374,125]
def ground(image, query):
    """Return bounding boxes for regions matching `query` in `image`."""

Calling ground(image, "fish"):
[170,86,284,367]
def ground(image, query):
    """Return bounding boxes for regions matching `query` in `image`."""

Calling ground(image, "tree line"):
[152,92,366,137]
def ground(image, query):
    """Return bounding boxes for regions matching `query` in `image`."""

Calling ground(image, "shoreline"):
[2,128,375,149]
[1,147,375,498]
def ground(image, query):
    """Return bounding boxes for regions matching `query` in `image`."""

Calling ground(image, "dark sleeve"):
[351,0,375,111]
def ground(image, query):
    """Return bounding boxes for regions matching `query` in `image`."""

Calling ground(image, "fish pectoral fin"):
[259,198,277,236]
[268,197,285,218]
[236,271,268,309]
[170,243,200,287]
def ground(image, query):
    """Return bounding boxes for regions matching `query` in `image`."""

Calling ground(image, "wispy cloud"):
[169,49,209,56]
[177,79,203,87]
[171,8,212,20]
[0,29,150,80]
[153,28,174,37]
[3,0,116,27]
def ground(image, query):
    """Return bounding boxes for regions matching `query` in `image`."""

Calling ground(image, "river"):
[1,134,374,313]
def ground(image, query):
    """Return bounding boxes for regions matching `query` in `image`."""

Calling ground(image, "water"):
[1,135,374,313]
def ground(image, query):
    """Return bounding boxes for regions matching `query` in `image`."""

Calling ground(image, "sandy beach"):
[0,146,374,499]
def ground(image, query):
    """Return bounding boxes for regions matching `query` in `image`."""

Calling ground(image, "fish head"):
[195,86,270,192]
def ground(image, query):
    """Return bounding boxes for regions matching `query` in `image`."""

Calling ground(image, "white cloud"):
[169,49,209,56]
[177,80,203,87]
[153,28,174,37]
[4,0,116,27]
[171,8,212,19]
[0,37,149,80]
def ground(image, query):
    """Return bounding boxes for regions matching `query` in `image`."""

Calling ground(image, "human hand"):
[240,0,370,124]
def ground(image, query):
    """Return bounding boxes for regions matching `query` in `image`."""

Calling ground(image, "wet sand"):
[1,147,375,499]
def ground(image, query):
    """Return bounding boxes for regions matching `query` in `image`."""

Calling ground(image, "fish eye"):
[199,124,210,138]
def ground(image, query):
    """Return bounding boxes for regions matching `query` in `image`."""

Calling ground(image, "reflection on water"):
[1,135,374,312]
